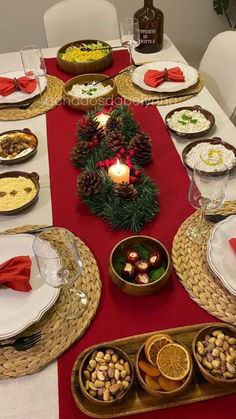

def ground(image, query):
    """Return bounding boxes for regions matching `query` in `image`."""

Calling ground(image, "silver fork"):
[0,332,41,351]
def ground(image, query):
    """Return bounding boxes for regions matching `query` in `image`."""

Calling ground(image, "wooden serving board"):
[71,323,236,418]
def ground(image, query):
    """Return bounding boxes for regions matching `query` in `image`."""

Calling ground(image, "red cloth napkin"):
[0,76,37,96]
[144,67,185,87]
[0,256,32,292]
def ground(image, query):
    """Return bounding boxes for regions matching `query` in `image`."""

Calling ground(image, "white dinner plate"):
[0,234,59,339]
[207,215,236,296]
[132,61,199,93]
[0,70,47,104]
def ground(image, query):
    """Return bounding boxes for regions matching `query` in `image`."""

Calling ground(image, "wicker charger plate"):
[0,76,64,121]
[172,201,236,326]
[0,225,101,379]
[115,68,204,105]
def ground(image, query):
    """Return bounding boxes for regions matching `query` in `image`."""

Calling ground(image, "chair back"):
[199,31,236,118]
[44,0,120,47]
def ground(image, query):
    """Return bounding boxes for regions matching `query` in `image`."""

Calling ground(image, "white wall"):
[0,0,233,66]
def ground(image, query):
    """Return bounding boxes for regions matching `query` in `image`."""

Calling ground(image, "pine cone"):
[78,119,105,143]
[77,171,101,196]
[106,131,126,152]
[71,142,90,166]
[106,116,123,133]
[114,182,138,201]
[129,132,152,166]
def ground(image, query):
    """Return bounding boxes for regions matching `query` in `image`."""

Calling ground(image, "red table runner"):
[45,51,235,419]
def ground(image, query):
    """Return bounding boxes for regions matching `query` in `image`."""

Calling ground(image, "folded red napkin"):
[0,256,32,292]
[144,67,185,88]
[0,76,37,97]
[229,238,236,255]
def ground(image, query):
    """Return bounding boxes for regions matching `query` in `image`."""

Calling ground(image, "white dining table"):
[0,35,235,419]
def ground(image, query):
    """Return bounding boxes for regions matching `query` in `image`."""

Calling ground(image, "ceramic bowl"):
[57,39,113,74]
[192,323,236,387]
[63,73,117,111]
[0,128,38,165]
[109,235,172,297]
[135,341,193,399]
[0,171,40,215]
[165,105,215,139]
[77,345,134,406]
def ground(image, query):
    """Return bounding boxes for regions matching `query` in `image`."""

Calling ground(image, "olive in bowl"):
[78,346,134,405]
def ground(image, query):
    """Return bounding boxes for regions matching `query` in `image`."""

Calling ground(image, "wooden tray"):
[71,323,236,418]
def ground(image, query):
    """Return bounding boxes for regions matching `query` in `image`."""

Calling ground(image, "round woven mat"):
[0,225,101,379]
[0,76,64,121]
[115,68,204,105]
[172,201,236,325]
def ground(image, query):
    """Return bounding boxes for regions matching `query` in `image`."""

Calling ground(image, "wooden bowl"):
[135,342,193,399]
[57,39,113,74]
[165,105,215,139]
[77,345,134,406]
[0,128,38,165]
[63,73,117,111]
[109,235,172,297]
[192,323,236,387]
[182,137,236,173]
[0,171,40,215]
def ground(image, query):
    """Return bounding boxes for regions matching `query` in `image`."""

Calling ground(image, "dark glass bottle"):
[134,0,164,53]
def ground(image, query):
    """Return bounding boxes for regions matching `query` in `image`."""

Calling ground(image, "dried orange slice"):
[158,375,182,391]
[144,334,174,365]
[157,343,190,381]
[138,360,160,377]
[145,374,162,389]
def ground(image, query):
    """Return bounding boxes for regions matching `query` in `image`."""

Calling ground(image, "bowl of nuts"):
[192,323,236,387]
[109,236,172,296]
[76,346,134,405]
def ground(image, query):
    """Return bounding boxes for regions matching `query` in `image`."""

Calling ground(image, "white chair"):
[199,31,236,119]
[44,0,120,47]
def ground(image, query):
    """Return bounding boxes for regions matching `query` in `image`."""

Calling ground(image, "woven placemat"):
[115,68,204,105]
[172,201,236,325]
[0,225,101,379]
[0,76,64,121]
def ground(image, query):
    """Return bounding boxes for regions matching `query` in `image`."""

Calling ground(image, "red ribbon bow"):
[0,76,37,97]
[144,67,185,88]
[0,256,32,292]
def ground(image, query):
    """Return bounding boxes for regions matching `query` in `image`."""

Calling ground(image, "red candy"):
[148,251,162,267]
[122,263,135,279]
[135,260,150,273]
[135,273,150,285]
[126,250,140,264]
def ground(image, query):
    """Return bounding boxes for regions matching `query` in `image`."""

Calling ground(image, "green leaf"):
[133,244,151,260]
[190,119,198,124]
[149,265,166,282]
[114,253,126,276]
[182,114,192,121]
[213,0,230,15]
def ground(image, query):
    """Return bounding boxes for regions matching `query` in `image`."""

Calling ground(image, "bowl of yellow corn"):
[57,40,113,74]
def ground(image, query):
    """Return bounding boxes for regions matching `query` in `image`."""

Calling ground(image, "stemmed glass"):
[120,18,140,72]
[187,161,229,244]
[33,227,88,320]
[20,45,46,104]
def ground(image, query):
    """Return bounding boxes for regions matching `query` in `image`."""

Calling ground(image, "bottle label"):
[140,29,157,45]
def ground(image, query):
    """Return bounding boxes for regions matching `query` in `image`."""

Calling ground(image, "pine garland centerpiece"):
[71,102,158,232]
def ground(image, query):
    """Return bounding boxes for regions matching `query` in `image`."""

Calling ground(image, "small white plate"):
[132,61,199,93]
[207,215,236,295]
[0,71,47,104]
[0,234,59,339]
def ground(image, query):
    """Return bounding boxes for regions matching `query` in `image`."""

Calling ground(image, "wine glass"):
[187,161,229,244]
[33,227,88,320]
[20,45,46,104]
[120,18,140,72]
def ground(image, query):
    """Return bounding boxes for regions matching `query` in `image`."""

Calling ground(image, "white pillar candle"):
[108,160,130,183]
